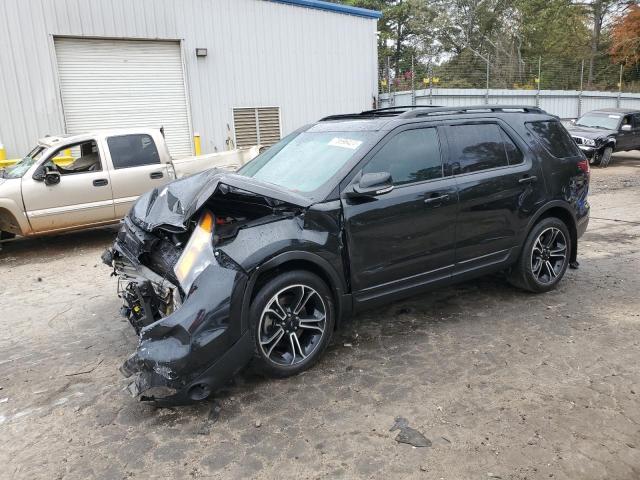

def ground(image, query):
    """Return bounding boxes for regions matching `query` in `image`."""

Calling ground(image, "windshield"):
[238,130,372,195]
[575,113,621,130]
[2,146,45,179]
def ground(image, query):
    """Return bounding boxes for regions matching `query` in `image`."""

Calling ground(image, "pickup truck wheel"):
[249,270,335,378]
[508,217,571,293]
[599,146,613,168]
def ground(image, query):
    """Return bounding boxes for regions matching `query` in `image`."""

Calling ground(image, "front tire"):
[599,146,613,168]
[249,270,335,378]
[508,217,571,293]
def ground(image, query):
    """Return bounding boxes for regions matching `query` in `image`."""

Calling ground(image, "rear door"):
[342,125,458,302]
[21,139,115,232]
[443,121,544,273]
[631,114,640,150]
[105,133,171,218]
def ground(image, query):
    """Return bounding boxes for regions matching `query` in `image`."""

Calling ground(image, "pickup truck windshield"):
[2,146,45,179]
[238,131,371,195]
[575,113,621,130]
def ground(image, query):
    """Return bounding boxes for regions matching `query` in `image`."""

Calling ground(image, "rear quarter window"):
[526,120,581,158]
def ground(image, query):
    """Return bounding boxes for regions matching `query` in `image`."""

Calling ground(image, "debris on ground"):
[390,417,432,447]
[196,400,222,435]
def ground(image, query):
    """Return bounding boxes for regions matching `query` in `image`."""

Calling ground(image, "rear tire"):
[508,217,571,293]
[249,270,335,378]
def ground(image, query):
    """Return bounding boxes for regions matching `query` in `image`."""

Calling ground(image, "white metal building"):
[0,0,380,158]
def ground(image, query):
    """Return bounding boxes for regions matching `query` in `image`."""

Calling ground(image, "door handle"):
[518,175,538,184]
[93,178,108,187]
[424,193,450,205]
[150,171,164,179]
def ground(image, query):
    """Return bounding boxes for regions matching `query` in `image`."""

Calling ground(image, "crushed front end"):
[102,170,310,404]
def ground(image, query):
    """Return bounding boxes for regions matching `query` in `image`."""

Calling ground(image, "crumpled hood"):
[566,125,616,141]
[130,169,313,232]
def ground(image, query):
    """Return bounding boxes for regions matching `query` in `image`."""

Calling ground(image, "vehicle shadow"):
[610,151,640,167]
[0,225,119,266]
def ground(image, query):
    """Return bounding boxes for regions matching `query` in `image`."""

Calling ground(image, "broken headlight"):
[173,210,215,294]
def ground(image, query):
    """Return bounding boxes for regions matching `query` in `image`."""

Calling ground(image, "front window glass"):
[575,113,621,130]
[363,128,443,185]
[239,131,371,194]
[2,146,45,179]
[42,140,102,175]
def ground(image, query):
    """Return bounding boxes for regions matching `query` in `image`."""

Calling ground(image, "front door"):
[342,126,458,303]
[22,139,115,233]
[105,133,171,218]
[443,121,545,272]
[617,114,635,151]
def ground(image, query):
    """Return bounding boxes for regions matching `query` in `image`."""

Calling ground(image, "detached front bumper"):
[119,262,253,404]
[105,221,254,404]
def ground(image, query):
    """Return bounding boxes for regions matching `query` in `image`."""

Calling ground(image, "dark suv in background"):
[104,105,590,404]
[567,108,640,167]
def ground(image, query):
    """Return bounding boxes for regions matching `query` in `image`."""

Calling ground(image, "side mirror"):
[621,124,632,132]
[43,166,61,186]
[347,172,393,198]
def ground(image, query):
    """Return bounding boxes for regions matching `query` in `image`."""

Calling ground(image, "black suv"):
[566,108,640,167]
[104,105,590,404]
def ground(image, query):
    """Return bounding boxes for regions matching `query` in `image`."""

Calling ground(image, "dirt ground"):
[1,153,639,480]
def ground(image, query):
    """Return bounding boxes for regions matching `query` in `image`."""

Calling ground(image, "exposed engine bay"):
[102,169,322,403]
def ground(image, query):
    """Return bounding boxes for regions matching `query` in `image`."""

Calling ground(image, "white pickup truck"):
[0,128,259,239]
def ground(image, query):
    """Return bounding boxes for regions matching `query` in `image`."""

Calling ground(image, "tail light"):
[577,158,590,174]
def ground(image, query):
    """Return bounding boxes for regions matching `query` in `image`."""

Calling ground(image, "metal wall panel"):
[0,0,378,157]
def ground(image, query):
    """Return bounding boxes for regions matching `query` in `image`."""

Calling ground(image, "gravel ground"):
[1,153,639,480]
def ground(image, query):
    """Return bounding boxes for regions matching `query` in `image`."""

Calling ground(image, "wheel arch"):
[241,251,351,331]
[522,202,578,263]
[0,206,25,236]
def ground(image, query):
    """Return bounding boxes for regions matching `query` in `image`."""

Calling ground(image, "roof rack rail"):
[319,105,439,121]
[319,105,545,122]
[400,105,545,118]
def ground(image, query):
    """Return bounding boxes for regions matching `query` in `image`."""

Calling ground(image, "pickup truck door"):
[21,139,115,233]
[104,133,172,218]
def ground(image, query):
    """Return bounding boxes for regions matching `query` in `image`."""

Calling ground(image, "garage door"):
[54,38,192,158]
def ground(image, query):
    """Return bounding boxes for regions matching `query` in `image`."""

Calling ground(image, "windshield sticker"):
[328,137,363,150]
[608,115,621,119]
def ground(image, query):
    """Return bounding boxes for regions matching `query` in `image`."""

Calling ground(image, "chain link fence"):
[378,51,640,118]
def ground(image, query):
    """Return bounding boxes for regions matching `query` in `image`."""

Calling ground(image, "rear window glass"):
[526,121,580,158]
[446,124,508,173]
[501,130,524,165]
[107,134,160,169]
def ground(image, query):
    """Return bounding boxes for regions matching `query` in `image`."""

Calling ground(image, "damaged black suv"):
[103,105,590,403]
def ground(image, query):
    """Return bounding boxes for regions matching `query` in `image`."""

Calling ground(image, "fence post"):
[536,56,541,107]
[411,55,416,106]
[617,64,623,108]
[485,56,490,105]
[429,63,434,106]
[578,60,584,118]
[386,56,393,106]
